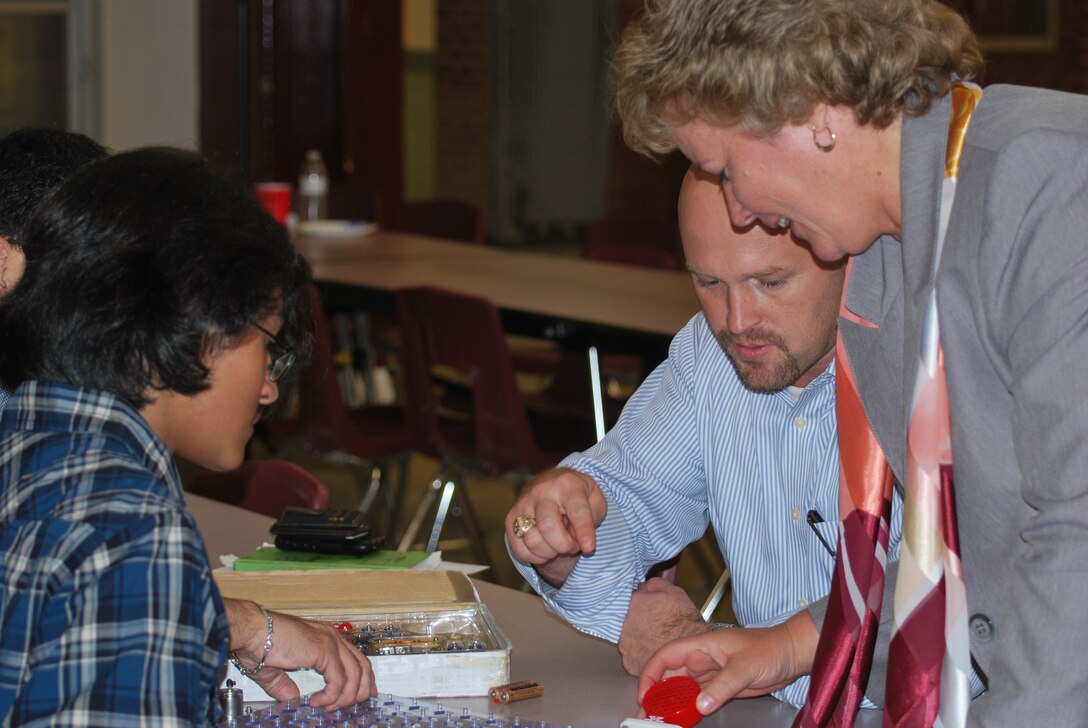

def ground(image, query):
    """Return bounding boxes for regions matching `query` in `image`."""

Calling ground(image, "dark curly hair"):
[0,127,108,248]
[0,147,313,409]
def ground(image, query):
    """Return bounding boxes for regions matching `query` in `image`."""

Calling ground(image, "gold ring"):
[512,515,537,538]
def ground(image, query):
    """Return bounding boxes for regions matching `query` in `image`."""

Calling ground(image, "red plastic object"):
[643,675,703,728]
[253,182,293,224]
[187,460,330,519]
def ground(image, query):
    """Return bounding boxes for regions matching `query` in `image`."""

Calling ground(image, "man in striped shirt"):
[506,167,903,707]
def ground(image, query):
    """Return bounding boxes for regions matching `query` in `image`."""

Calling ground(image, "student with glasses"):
[0,147,376,725]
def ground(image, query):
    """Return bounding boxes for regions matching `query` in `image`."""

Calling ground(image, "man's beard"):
[715,327,802,393]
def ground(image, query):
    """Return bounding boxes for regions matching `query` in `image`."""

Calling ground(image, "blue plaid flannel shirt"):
[0,381,229,726]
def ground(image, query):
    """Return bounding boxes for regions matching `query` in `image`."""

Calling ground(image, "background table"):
[298,230,698,356]
[298,230,701,439]
[298,229,700,437]
[189,493,882,727]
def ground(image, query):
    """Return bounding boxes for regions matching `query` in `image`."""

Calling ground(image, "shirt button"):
[969,614,995,643]
[791,508,801,521]
[793,415,807,429]
[798,598,809,607]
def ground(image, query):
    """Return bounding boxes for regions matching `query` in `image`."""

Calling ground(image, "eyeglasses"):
[251,321,296,382]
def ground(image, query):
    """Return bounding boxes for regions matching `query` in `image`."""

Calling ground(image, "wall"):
[435,0,489,215]
[0,11,66,133]
[436,0,682,247]
[100,0,198,151]
[404,0,437,200]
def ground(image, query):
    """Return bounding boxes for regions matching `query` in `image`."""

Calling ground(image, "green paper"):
[233,546,430,571]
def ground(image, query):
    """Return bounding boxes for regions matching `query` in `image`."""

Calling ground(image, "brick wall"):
[601,0,687,223]
[435,0,490,213]
[433,0,685,242]
[432,1,1088,241]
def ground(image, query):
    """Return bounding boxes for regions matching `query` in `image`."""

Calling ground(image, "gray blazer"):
[838,85,1088,724]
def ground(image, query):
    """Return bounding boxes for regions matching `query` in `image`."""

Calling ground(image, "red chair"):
[572,217,684,415]
[584,218,684,271]
[264,285,418,537]
[370,199,485,366]
[187,460,329,519]
[395,198,485,244]
[585,242,680,270]
[390,199,565,407]
[328,183,381,223]
[395,286,596,558]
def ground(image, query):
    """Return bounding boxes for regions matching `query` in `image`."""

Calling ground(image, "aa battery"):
[488,680,544,704]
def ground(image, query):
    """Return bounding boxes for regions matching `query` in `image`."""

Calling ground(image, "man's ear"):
[0,237,7,294]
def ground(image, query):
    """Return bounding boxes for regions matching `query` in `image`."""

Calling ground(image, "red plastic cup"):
[643,675,703,728]
[254,182,293,224]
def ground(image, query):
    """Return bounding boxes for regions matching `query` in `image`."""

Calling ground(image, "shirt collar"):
[776,355,836,408]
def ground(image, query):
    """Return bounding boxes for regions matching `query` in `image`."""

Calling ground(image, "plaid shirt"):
[0,381,229,727]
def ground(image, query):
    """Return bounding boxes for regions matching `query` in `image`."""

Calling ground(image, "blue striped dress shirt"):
[0,381,229,726]
[512,313,903,707]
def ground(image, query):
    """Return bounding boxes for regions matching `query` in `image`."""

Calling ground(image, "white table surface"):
[188,492,881,727]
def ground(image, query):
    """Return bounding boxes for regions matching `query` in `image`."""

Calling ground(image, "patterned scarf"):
[795,80,982,728]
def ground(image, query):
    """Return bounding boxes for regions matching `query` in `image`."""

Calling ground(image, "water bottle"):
[298,149,329,221]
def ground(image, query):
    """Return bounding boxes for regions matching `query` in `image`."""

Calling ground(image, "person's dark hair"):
[0,147,312,409]
[0,127,108,247]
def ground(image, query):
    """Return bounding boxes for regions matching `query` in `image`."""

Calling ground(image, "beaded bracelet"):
[229,604,274,676]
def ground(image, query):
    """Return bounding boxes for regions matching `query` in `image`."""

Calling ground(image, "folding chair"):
[395,198,485,244]
[583,217,684,271]
[395,286,596,562]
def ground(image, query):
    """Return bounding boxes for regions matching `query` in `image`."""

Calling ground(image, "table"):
[188,494,882,727]
[298,230,697,353]
[297,230,701,438]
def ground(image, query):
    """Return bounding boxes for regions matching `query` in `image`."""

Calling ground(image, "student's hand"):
[619,578,710,675]
[226,598,377,709]
[637,610,818,716]
[505,468,608,587]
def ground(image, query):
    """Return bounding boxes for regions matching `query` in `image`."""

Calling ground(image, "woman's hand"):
[637,610,818,716]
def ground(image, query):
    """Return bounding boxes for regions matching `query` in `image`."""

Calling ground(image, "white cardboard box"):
[214,569,510,698]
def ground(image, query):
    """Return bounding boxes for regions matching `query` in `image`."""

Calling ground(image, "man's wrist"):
[229,604,274,676]
[225,598,269,655]
[783,610,819,675]
[534,554,580,588]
